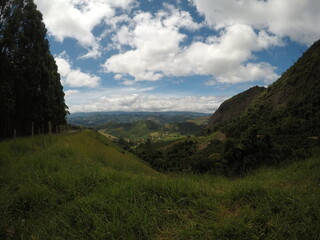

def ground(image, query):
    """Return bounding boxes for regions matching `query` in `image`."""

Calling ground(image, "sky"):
[33,0,320,113]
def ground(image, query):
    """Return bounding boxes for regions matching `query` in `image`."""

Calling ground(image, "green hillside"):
[1,131,320,239]
[217,40,320,137]
[206,86,265,132]
[182,39,320,176]
[99,119,206,143]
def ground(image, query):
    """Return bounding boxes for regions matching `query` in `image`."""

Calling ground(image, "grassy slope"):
[100,120,201,143]
[1,131,319,239]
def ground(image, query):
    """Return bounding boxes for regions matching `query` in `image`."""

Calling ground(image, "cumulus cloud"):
[104,18,281,84]
[101,1,319,85]
[35,0,320,89]
[65,90,80,96]
[34,0,136,58]
[103,8,200,81]
[55,53,100,88]
[214,62,279,84]
[191,0,320,45]
[67,93,224,113]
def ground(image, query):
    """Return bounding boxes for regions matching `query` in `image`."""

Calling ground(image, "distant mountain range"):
[68,111,210,127]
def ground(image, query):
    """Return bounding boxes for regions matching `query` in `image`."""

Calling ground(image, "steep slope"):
[206,86,265,132]
[212,39,320,137]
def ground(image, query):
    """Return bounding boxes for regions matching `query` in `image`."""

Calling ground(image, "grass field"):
[1,130,319,239]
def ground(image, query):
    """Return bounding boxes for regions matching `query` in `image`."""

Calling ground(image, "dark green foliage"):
[171,121,205,135]
[136,139,226,174]
[136,140,199,172]
[221,40,320,138]
[196,39,320,175]
[206,86,265,133]
[164,140,198,172]
[0,0,67,139]
[117,137,134,152]
[221,130,275,176]
[135,128,317,176]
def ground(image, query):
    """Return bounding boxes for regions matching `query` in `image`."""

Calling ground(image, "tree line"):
[0,0,67,139]
[134,130,319,176]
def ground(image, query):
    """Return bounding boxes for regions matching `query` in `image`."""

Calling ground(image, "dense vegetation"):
[134,40,320,176]
[210,40,320,174]
[206,40,320,138]
[135,131,319,176]
[205,86,265,133]
[0,0,67,139]
[1,131,319,239]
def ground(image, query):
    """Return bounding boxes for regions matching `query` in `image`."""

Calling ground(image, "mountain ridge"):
[207,39,320,137]
[206,86,265,132]
[68,111,210,127]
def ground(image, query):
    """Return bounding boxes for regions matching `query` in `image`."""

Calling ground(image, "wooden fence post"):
[32,122,34,153]
[49,121,52,134]
[42,124,45,148]
[13,129,17,156]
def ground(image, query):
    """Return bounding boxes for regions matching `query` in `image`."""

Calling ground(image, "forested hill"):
[0,0,68,139]
[205,86,265,133]
[208,39,320,137]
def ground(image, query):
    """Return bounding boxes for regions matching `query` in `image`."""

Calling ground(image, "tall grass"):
[1,131,319,239]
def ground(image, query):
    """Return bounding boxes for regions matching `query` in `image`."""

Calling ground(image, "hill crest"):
[206,86,265,132]
[207,39,320,137]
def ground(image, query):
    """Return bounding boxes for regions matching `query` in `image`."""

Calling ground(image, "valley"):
[1,1,320,238]
[1,130,319,239]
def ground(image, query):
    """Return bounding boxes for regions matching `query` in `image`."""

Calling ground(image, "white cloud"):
[64,86,223,113]
[34,0,136,58]
[54,56,71,77]
[35,0,288,85]
[191,0,320,45]
[160,3,202,30]
[180,24,282,76]
[103,10,191,81]
[114,74,123,80]
[55,53,100,88]
[65,70,101,88]
[34,0,320,90]
[114,25,135,46]
[214,63,279,84]
[65,90,79,96]
[67,92,224,113]
[104,18,281,84]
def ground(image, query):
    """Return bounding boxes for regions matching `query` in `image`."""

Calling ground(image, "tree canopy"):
[0,0,68,138]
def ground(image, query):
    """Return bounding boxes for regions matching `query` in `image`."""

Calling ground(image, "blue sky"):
[34,0,319,113]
